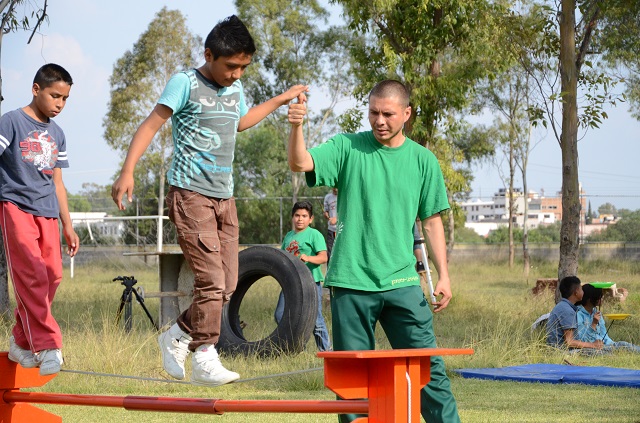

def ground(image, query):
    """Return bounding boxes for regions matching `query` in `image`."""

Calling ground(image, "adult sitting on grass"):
[546,276,604,352]
[575,283,640,353]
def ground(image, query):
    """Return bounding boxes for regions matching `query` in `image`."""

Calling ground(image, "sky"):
[3,0,640,211]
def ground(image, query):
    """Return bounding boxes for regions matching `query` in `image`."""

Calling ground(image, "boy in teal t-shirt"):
[111,15,309,387]
[275,201,330,351]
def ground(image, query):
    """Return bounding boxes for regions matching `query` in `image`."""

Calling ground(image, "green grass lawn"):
[2,257,640,422]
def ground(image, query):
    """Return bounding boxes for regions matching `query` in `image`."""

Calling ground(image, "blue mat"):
[454,364,640,388]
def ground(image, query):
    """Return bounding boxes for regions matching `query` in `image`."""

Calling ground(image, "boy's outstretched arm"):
[238,85,309,132]
[287,92,314,172]
[111,104,172,210]
[53,168,79,257]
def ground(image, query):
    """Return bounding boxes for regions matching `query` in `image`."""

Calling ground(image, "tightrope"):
[60,366,324,385]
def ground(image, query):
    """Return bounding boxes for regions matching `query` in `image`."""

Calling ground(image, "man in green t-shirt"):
[287,80,459,423]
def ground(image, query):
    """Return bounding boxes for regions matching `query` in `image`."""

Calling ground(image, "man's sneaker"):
[191,344,240,387]
[8,336,38,368]
[38,349,63,376]
[158,323,192,380]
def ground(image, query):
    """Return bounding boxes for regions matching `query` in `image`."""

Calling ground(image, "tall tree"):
[332,0,511,252]
[103,7,201,223]
[511,1,627,288]
[236,0,357,205]
[0,0,49,316]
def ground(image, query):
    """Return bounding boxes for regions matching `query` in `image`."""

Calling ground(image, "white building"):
[70,212,126,240]
[461,188,556,237]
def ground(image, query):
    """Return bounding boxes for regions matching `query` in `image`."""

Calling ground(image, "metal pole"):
[157,215,163,252]
[413,221,436,305]
[279,197,283,242]
[135,197,139,248]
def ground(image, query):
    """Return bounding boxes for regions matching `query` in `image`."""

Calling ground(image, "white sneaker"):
[8,336,38,368]
[38,349,63,376]
[191,344,239,386]
[158,323,192,380]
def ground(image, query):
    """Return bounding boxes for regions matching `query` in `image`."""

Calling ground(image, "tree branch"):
[372,16,407,54]
[576,2,600,72]
[27,0,48,44]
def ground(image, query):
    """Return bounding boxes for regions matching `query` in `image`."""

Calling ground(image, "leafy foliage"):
[586,210,640,242]
[486,222,563,244]
[331,0,513,232]
[236,0,357,200]
[103,7,201,220]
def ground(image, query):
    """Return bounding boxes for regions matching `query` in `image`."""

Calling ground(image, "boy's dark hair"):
[559,276,581,299]
[205,15,256,60]
[33,63,73,88]
[292,201,313,217]
[579,284,603,307]
[369,80,410,107]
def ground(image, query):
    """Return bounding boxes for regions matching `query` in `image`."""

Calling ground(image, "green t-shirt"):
[306,131,449,292]
[281,226,327,282]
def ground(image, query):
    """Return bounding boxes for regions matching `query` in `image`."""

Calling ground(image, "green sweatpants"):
[330,285,460,423]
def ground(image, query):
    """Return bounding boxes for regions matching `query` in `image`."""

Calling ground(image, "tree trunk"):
[447,206,454,261]
[522,126,532,278]
[522,165,530,278]
[557,0,580,301]
[508,138,515,268]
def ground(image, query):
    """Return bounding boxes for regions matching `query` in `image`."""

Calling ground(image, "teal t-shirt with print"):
[159,69,249,199]
[306,131,449,292]
[281,227,327,283]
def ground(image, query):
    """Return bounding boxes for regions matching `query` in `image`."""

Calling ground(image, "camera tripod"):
[113,275,158,332]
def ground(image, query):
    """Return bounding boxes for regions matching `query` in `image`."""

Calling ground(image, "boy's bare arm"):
[287,92,314,172]
[111,104,172,210]
[53,168,79,257]
[564,329,604,349]
[238,85,309,132]
[300,250,328,265]
[422,213,452,312]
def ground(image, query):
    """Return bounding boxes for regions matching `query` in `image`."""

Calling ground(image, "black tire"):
[218,246,318,356]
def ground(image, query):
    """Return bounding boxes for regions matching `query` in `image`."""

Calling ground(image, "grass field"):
[1,256,640,422]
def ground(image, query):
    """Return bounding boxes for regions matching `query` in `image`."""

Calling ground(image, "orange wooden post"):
[0,352,60,423]
[319,348,474,423]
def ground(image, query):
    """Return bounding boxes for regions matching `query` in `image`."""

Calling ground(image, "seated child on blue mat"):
[575,283,640,353]
[546,276,603,351]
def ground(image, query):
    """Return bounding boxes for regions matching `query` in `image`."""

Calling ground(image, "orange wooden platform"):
[1,348,473,422]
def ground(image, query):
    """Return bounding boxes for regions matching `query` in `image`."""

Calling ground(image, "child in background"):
[0,63,80,375]
[576,283,640,353]
[275,201,331,351]
[546,276,604,351]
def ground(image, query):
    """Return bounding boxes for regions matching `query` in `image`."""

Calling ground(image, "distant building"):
[70,212,125,241]
[461,186,587,237]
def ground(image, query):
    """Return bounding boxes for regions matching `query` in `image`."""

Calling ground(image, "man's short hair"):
[205,15,256,60]
[368,80,410,107]
[33,63,73,89]
[559,276,581,299]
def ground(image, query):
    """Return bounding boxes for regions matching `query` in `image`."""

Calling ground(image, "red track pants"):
[0,201,63,352]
